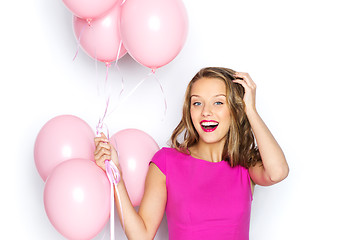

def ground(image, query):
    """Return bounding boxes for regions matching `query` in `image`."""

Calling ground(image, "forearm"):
[247,108,289,182]
[94,134,156,239]
[114,178,151,240]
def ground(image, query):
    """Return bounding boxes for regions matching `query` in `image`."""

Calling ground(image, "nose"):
[202,104,212,117]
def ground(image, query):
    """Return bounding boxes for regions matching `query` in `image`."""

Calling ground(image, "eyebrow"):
[190,94,227,98]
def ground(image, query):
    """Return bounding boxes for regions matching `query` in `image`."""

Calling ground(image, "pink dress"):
[151,147,253,240]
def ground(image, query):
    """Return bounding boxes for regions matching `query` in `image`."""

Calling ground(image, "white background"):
[1,0,338,239]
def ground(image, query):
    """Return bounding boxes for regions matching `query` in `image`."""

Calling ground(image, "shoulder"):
[156,147,173,154]
[151,147,178,175]
[153,147,184,159]
[151,147,189,172]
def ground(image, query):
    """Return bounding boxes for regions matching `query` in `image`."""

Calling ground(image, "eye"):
[215,101,223,105]
[192,102,201,106]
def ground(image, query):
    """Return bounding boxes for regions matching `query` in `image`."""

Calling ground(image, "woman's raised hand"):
[94,133,120,172]
[233,72,257,113]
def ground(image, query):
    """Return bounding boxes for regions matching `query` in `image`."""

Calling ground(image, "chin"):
[198,135,226,145]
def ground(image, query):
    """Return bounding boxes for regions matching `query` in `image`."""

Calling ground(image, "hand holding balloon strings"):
[94,133,120,173]
[94,132,125,233]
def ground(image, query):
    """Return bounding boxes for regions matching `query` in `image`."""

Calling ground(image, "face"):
[190,77,231,146]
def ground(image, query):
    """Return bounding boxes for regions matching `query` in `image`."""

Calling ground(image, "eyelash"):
[192,101,223,106]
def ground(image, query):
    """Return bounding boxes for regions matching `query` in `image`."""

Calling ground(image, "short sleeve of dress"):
[150,147,167,176]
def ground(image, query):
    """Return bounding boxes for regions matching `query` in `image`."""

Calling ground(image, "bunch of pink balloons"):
[35,115,160,239]
[66,0,188,71]
[35,115,110,239]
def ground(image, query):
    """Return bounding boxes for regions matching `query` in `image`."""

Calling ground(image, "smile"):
[200,120,219,132]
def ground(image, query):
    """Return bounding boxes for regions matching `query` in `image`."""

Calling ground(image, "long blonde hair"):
[170,67,261,168]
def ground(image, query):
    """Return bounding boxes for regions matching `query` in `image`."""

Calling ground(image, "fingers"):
[96,154,111,170]
[94,146,111,160]
[232,72,257,112]
[94,141,111,154]
[94,132,112,171]
[94,132,109,147]
[232,78,248,89]
[234,72,256,89]
[233,72,257,94]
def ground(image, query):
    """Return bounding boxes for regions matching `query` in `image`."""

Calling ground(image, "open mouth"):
[200,120,219,132]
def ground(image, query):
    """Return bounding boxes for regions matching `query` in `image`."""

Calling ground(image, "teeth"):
[201,122,218,127]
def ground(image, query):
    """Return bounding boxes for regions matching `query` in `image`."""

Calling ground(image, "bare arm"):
[114,163,166,240]
[94,134,167,239]
[233,73,289,186]
[247,109,289,185]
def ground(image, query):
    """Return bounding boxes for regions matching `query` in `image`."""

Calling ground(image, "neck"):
[189,140,225,163]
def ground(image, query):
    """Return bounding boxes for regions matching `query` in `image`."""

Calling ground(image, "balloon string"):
[120,72,152,104]
[114,40,125,99]
[96,41,125,136]
[105,159,124,240]
[73,24,87,61]
[115,62,125,99]
[151,71,167,120]
[96,97,111,137]
[108,163,115,240]
[114,40,123,69]
[105,62,112,86]
[96,56,100,95]
[106,72,152,116]
[96,43,125,124]
[96,63,111,136]
[105,71,167,120]
[103,64,125,119]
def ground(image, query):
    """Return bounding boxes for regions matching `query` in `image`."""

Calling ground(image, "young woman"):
[94,67,289,240]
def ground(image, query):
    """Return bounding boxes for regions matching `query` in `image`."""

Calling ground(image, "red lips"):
[200,120,219,132]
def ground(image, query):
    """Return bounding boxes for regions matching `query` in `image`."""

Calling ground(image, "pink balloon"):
[73,5,127,64]
[62,0,118,20]
[34,115,95,181]
[120,0,188,71]
[44,158,110,240]
[111,129,159,206]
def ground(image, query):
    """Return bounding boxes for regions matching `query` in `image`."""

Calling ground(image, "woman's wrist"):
[117,164,123,180]
[245,106,258,118]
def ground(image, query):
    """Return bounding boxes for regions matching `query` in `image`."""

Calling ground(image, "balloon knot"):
[86,18,92,26]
